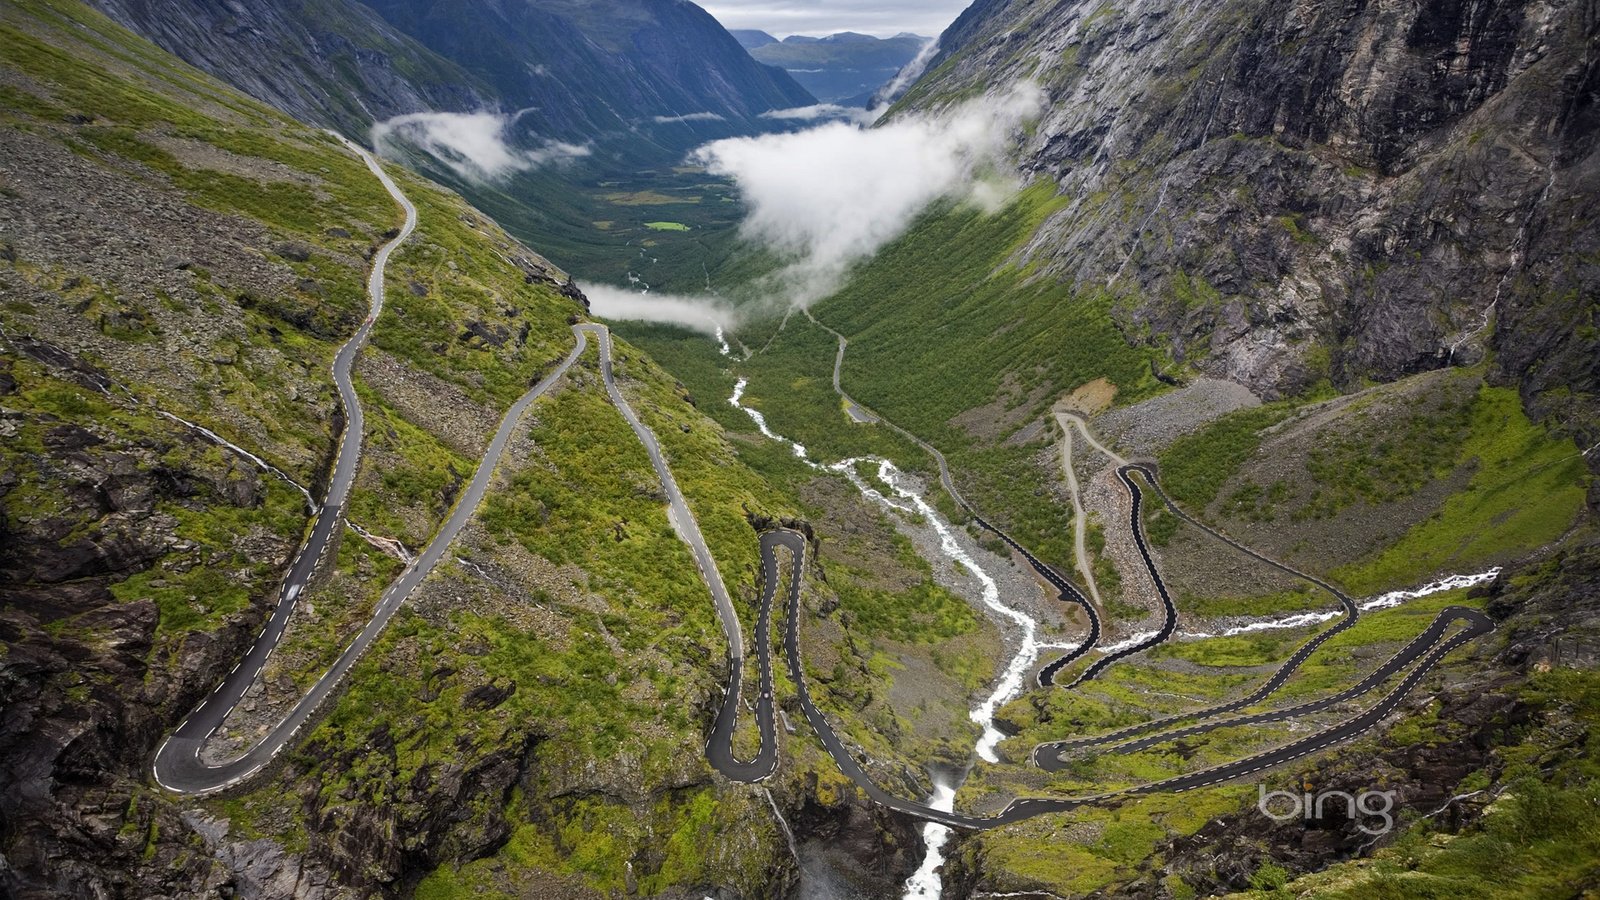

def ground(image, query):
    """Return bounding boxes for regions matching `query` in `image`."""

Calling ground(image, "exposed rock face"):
[358,0,815,139]
[907,0,1598,444]
[88,0,816,146]
[85,0,494,136]
[0,410,328,897]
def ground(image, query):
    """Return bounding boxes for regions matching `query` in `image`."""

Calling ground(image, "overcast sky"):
[700,0,972,39]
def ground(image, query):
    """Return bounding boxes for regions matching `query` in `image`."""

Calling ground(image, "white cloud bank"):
[695,82,1043,306]
[582,283,737,336]
[653,112,726,124]
[759,103,877,123]
[583,84,1043,334]
[371,111,589,182]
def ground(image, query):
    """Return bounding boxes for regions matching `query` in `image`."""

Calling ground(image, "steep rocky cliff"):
[361,0,814,138]
[85,0,496,136]
[900,0,1598,444]
[90,0,816,146]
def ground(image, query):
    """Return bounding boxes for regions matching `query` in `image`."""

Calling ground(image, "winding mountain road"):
[801,310,1105,675]
[761,311,1493,827]
[755,526,1492,829]
[153,145,592,794]
[577,324,778,783]
[151,149,1494,839]
[1052,465,1179,688]
[1034,463,1366,765]
[153,139,416,793]
[1038,605,1485,768]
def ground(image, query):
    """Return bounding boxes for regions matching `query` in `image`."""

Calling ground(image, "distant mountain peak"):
[729,28,778,50]
[748,29,933,104]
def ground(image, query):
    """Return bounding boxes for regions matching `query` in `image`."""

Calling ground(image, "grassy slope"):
[1228,668,1600,900]
[0,2,866,894]
[659,148,1592,896]
[946,379,1587,894]
[740,183,1162,562]
[616,321,1006,761]
[1154,382,1589,595]
[1335,386,1591,593]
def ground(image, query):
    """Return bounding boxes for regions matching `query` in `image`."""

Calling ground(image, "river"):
[727,378,1074,898]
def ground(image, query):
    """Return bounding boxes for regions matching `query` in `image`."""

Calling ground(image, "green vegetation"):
[1158,404,1293,511]
[373,172,578,408]
[1296,384,1475,520]
[416,788,770,897]
[831,560,978,643]
[609,321,750,435]
[112,490,307,635]
[1266,590,1478,703]
[290,362,798,892]
[610,336,796,609]
[1144,500,1181,547]
[409,152,777,296]
[477,356,733,642]
[1237,669,1600,899]
[784,183,1163,559]
[346,382,470,547]
[644,221,690,232]
[1151,626,1322,669]
[72,125,390,238]
[1335,386,1589,594]
[1,361,308,639]
[955,787,1254,896]
[736,313,929,467]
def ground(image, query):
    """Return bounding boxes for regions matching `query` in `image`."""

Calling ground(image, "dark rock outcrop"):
[88,0,816,148]
[908,0,1598,455]
[85,0,494,136]
[0,412,330,897]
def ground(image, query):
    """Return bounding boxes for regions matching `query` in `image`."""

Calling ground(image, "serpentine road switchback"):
[755,310,1496,827]
[153,137,419,793]
[153,148,1495,837]
[151,137,773,792]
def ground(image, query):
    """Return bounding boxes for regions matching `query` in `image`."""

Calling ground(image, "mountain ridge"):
[896,0,1598,447]
[87,0,816,142]
[748,30,930,104]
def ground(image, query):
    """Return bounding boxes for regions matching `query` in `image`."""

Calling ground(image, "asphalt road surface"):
[153,139,415,794]
[1052,465,1180,688]
[577,324,778,783]
[755,527,1492,828]
[152,161,1496,832]
[153,147,587,794]
[1035,463,1366,763]
[1038,606,1488,768]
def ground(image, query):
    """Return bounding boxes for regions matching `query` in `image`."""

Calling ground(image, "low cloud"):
[698,83,1043,308]
[582,283,738,336]
[654,112,727,124]
[874,38,939,106]
[760,103,875,123]
[584,84,1042,333]
[371,111,589,182]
